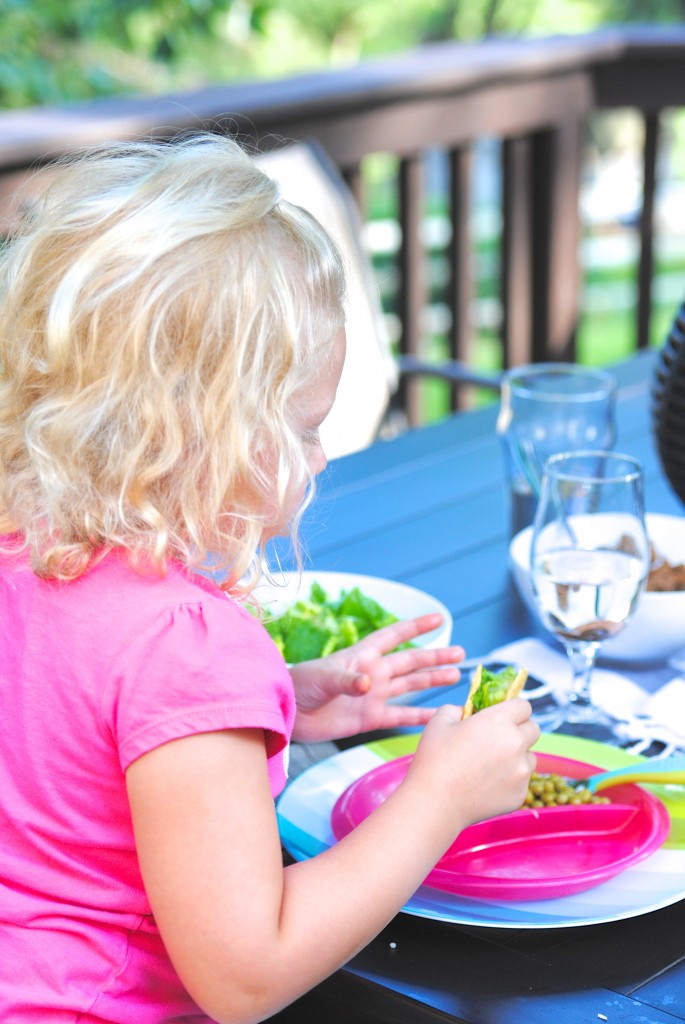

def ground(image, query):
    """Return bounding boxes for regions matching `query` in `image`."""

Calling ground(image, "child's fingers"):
[354,614,456,653]
[478,696,535,725]
[378,643,465,680]
[385,664,461,698]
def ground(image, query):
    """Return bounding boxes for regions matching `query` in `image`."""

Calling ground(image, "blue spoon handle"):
[586,754,685,793]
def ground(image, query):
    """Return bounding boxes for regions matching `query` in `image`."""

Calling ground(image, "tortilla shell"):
[462,664,528,718]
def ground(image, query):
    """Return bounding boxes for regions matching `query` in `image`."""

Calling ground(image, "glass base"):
[549,707,627,745]
[532,706,567,732]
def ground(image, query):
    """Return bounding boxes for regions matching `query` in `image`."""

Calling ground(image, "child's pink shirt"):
[0,544,295,1022]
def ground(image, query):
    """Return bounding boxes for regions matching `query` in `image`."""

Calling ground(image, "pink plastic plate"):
[330,753,670,901]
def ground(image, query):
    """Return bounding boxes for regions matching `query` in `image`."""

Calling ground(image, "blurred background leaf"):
[2,0,685,109]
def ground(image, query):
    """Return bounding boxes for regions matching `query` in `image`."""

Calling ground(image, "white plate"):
[277,732,685,929]
[254,571,453,652]
[509,512,685,664]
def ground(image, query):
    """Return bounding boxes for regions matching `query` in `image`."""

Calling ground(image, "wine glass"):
[529,451,650,741]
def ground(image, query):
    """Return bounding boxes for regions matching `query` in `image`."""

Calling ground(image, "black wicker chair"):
[653,299,685,507]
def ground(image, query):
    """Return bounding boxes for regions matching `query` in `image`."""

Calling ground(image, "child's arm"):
[290,612,465,742]
[126,700,538,1024]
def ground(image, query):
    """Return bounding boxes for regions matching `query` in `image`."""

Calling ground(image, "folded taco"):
[462,664,528,718]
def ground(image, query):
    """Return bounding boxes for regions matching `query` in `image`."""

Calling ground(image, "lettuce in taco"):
[462,664,528,718]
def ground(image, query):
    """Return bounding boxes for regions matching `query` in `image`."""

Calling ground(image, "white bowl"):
[253,570,453,656]
[509,512,685,664]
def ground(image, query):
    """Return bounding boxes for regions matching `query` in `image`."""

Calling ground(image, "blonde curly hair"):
[0,133,346,590]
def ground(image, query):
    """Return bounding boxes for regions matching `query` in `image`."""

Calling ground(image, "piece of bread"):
[462,664,528,718]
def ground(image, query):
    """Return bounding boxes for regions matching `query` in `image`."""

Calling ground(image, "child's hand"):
[290,613,464,743]
[405,699,540,830]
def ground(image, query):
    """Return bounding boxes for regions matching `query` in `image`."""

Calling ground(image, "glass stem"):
[565,643,599,713]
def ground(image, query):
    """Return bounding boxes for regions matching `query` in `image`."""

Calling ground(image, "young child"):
[0,134,539,1023]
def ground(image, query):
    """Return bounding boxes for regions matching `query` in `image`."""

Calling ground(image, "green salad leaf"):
[263,582,409,663]
[471,665,518,714]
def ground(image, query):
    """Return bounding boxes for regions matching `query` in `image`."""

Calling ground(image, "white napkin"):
[487,637,685,754]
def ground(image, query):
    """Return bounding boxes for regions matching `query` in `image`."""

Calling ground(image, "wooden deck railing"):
[1,26,684,425]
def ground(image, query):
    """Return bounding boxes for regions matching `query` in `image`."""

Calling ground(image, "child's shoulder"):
[2,545,263,640]
[83,550,235,608]
[84,551,269,632]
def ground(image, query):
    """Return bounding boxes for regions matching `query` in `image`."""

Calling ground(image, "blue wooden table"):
[271,349,685,1024]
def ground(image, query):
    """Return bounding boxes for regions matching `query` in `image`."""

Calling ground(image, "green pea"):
[521,772,609,810]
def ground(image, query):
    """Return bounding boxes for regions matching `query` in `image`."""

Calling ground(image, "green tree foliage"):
[605,0,685,21]
[0,0,242,107]
[1,0,684,110]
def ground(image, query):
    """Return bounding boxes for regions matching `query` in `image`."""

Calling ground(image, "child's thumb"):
[432,703,464,725]
[341,671,371,697]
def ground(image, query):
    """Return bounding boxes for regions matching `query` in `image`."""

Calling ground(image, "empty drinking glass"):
[497,364,617,536]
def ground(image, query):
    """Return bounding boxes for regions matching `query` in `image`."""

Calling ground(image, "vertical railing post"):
[530,122,583,363]
[397,154,426,427]
[637,111,659,349]
[447,145,474,410]
[342,163,364,215]
[501,136,533,368]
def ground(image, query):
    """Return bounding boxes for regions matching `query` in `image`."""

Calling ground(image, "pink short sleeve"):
[105,592,295,796]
